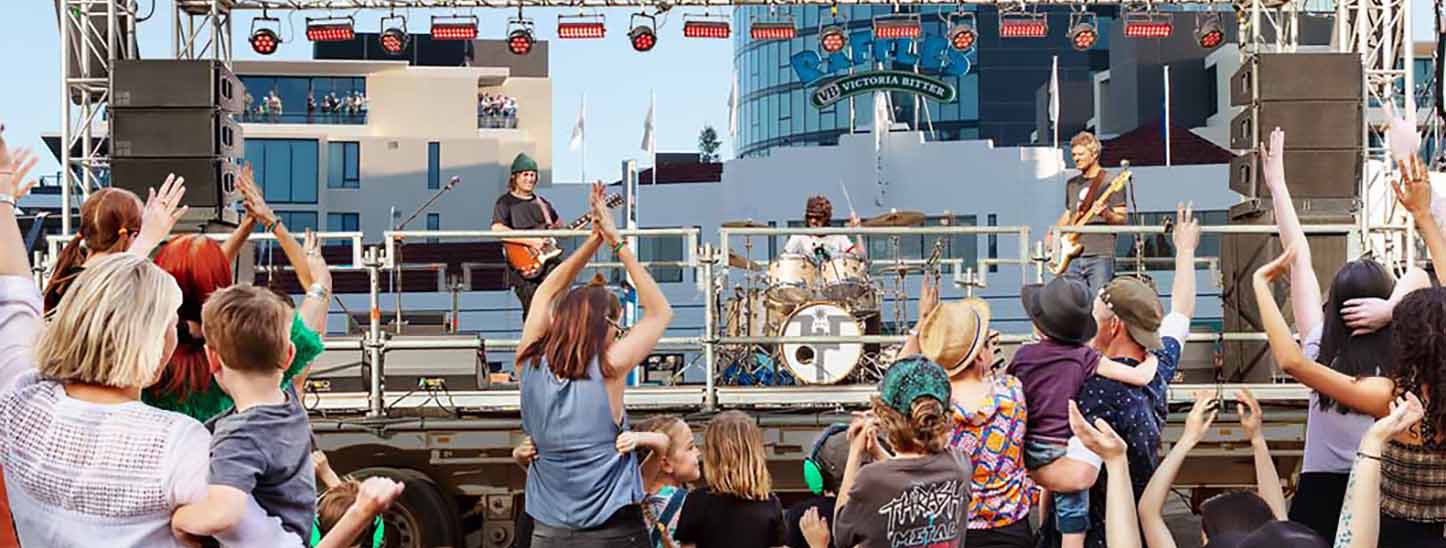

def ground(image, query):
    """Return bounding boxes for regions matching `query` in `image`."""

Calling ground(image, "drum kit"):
[717,211,942,386]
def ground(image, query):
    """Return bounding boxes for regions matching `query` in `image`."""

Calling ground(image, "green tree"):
[698,125,722,163]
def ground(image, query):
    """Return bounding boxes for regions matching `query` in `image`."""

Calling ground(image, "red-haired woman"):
[517,182,674,548]
[143,165,332,423]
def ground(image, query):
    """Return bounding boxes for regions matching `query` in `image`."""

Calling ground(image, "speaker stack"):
[1214,53,1363,382]
[110,60,244,224]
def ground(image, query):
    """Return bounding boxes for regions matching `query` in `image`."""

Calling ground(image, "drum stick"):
[838,180,857,218]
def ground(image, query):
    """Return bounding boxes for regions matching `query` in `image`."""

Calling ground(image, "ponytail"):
[43,234,88,314]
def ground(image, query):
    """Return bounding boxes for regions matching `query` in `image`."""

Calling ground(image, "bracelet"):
[1357,451,1382,462]
[0,193,14,208]
[612,241,626,255]
[305,283,329,301]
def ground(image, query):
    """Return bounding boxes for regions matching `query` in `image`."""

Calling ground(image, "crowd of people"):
[479,93,519,128]
[242,90,368,124]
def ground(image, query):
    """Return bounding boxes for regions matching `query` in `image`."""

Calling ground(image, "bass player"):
[492,152,561,320]
[1050,131,1126,296]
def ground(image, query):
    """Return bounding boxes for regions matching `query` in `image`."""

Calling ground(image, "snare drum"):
[818,255,872,303]
[780,302,863,385]
[766,254,817,306]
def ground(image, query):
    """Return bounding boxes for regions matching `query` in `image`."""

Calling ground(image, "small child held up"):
[1007,276,1158,548]
[171,285,315,543]
[622,415,701,548]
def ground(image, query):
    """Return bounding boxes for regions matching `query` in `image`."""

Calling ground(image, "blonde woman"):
[674,411,786,548]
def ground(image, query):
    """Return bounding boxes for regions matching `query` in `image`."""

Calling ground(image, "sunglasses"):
[606,316,630,340]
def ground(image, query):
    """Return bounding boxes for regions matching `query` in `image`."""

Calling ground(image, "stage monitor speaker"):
[110,157,239,220]
[1230,53,1364,107]
[1229,101,1363,151]
[1218,198,1353,383]
[1229,149,1362,199]
[111,59,243,113]
[110,108,241,159]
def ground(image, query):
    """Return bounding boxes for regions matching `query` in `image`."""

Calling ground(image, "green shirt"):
[144,311,325,423]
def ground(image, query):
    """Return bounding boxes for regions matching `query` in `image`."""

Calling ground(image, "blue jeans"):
[1064,255,1114,298]
[1025,440,1091,535]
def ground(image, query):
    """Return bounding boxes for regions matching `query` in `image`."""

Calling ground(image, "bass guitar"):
[1050,166,1132,275]
[503,193,624,279]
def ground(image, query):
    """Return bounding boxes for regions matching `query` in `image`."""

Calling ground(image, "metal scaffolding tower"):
[57,0,135,235]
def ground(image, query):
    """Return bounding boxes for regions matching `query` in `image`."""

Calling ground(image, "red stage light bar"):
[558,14,606,39]
[750,20,796,40]
[999,16,1048,38]
[873,15,921,40]
[684,19,731,39]
[1123,15,1173,38]
[431,16,479,40]
[306,17,355,42]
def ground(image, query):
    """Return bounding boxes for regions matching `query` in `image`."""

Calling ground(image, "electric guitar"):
[1050,167,1132,275]
[503,193,624,279]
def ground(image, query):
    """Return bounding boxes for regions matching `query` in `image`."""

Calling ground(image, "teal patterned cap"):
[880,355,952,415]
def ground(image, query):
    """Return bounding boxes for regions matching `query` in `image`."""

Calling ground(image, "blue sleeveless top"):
[520,356,644,529]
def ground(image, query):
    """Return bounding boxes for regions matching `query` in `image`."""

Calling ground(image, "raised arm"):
[239,170,315,290]
[0,143,39,277]
[1069,401,1140,548]
[1139,393,1215,548]
[315,477,405,548]
[516,185,607,351]
[296,230,333,335]
[221,165,261,263]
[602,185,675,377]
[899,273,940,357]
[1261,128,1325,337]
[1335,394,1422,548]
[1238,389,1287,519]
[1342,267,1430,335]
[1096,353,1159,387]
[127,174,189,258]
[1170,202,1200,319]
[1393,156,1446,285]
[1254,246,1395,418]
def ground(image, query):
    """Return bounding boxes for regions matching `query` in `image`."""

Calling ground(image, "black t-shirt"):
[833,452,970,548]
[784,495,837,548]
[491,192,560,231]
[674,490,787,548]
[1063,170,1124,257]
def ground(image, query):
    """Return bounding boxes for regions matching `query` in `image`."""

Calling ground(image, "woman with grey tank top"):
[515,183,675,548]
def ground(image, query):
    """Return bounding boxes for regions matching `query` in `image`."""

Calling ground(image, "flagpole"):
[1164,65,1172,166]
[581,93,588,183]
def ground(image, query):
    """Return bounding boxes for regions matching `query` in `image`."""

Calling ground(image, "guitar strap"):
[1076,170,1111,218]
[535,194,556,227]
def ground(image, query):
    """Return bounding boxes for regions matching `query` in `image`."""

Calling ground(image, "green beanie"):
[510,153,538,174]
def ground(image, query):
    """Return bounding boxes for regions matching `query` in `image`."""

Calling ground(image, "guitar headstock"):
[606,194,624,208]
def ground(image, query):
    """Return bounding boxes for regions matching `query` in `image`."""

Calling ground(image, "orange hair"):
[151,235,234,399]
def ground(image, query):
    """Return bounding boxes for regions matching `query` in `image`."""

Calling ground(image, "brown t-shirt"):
[832,452,971,548]
[1064,170,1125,257]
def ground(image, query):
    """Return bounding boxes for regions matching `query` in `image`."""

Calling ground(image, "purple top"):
[1007,340,1102,444]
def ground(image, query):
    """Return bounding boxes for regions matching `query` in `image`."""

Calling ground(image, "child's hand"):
[355,477,405,515]
[513,436,538,466]
[616,432,641,453]
[800,506,831,548]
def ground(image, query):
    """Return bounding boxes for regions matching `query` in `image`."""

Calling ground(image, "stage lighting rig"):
[629,12,657,52]
[379,13,409,55]
[249,13,282,55]
[999,12,1048,38]
[1123,11,1173,39]
[1067,11,1098,51]
[873,13,921,40]
[305,16,355,42]
[944,12,977,51]
[508,9,536,55]
[684,14,730,38]
[1195,12,1224,49]
[750,14,796,40]
[557,13,606,39]
[431,15,479,40]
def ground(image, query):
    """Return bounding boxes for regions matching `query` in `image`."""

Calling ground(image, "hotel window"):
[327,212,360,232]
[327,141,360,189]
[274,211,318,233]
[427,142,441,190]
[243,139,318,204]
[426,213,440,244]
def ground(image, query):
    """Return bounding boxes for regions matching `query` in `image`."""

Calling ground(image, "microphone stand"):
[392,176,461,334]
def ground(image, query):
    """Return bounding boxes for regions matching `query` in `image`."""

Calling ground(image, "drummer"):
[783,195,866,263]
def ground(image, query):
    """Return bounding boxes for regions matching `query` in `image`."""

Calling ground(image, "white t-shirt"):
[1299,325,1376,474]
[783,234,858,260]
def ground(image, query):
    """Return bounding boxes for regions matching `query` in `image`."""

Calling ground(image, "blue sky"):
[1,1,1438,185]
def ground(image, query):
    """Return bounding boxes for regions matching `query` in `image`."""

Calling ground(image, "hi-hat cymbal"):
[722,219,768,228]
[728,251,760,270]
[863,210,926,227]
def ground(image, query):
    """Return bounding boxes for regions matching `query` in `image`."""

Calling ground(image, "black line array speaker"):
[110,60,242,222]
[1228,53,1363,199]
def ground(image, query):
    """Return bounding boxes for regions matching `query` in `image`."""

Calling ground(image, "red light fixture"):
[249,14,282,55]
[430,15,479,40]
[507,15,536,55]
[1066,12,1098,51]
[305,16,355,42]
[819,25,847,53]
[944,12,977,51]
[999,13,1048,38]
[558,13,606,39]
[629,13,657,52]
[750,17,796,40]
[683,16,731,39]
[1195,13,1225,49]
[1123,13,1173,39]
[378,14,409,55]
[872,14,921,40]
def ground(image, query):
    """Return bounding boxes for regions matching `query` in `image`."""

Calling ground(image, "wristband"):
[612,241,626,255]
[306,282,329,301]
[1357,451,1382,462]
[0,193,14,208]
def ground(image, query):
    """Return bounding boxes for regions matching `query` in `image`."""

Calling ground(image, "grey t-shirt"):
[1064,171,1125,257]
[833,452,971,548]
[209,390,317,540]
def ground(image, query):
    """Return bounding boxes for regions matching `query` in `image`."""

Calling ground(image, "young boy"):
[1008,276,1158,548]
[171,285,315,543]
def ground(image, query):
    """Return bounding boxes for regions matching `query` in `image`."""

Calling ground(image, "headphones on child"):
[802,423,850,495]
[310,516,385,548]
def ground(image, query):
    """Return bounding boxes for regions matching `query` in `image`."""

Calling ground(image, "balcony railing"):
[240,111,367,125]
[477,114,518,129]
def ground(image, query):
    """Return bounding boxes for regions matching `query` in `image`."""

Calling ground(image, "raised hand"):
[1181,390,1218,446]
[1069,400,1127,460]
[354,477,406,515]
[1365,392,1425,446]
[847,212,862,228]
[590,181,621,246]
[131,174,188,256]
[1392,156,1432,216]
[800,506,831,548]
[1254,244,1298,284]
[303,229,332,293]
[918,272,940,324]
[1237,388,1264,441]
[1262,127,1285,190]
[1341,297,1394,335]
[1173,201,1200,253]
[238,163,277,228]
[0,146,39,201]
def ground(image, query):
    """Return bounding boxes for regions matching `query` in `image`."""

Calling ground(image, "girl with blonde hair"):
[674,411,786,548]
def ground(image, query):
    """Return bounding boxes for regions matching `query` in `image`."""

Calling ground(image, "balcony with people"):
[239,75,368,125]
[476,92,518,129]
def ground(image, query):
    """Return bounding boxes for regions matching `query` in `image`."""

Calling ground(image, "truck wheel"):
[352,467,463,548]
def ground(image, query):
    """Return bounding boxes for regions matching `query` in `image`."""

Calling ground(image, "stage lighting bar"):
[750,17,796,40]
[557,13,606,39]
[999,13,1047,38]
[683,15,731,39]
[249,15,282,55]
[1195,12,1224,49]
[873,14,921,39]
[1123,13,1173,38]
[306,16,355,42]
[431,15,479,40]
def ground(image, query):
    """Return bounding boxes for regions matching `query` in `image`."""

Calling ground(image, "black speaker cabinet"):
[110,108,242,159]
[110,157,239,213]
[111,59,243,113]
[1230,53,1364,106]
[1219,198,1354,383]
[1230,101,1363,151]
[1229,149,1362,199]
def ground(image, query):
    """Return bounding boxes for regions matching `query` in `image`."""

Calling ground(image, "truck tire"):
[352,467,464,548]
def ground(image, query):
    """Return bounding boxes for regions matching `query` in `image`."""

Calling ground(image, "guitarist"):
[491,153,561,319]
[1052,131,1126,296]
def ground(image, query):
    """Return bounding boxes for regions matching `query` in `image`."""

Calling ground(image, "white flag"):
[873,91,892,151]
[728,70,739,136]
[569,94,585,152]
[641,94,655,152]
[1049,56,1060,126]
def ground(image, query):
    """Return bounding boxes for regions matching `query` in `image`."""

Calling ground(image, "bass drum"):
[780,302,862,385]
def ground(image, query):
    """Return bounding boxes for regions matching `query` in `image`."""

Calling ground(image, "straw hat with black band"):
[917,298,993,376]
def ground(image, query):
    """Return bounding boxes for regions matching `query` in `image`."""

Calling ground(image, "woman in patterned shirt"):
[902,276,1035,548]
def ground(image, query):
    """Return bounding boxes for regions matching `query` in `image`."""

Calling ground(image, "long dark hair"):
[515,278,622,380]
[1390,287,1446,446]
[1316,259,1396,413]
[43,188,143,313]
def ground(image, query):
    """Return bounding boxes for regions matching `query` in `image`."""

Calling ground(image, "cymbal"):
[862,210,926,227]
[722,219,768,228]
[728,252,760,270]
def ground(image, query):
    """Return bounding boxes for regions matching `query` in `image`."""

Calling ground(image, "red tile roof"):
[1100,120,1236,167]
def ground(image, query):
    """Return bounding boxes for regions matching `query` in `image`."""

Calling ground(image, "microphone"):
[445,175,462,190]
